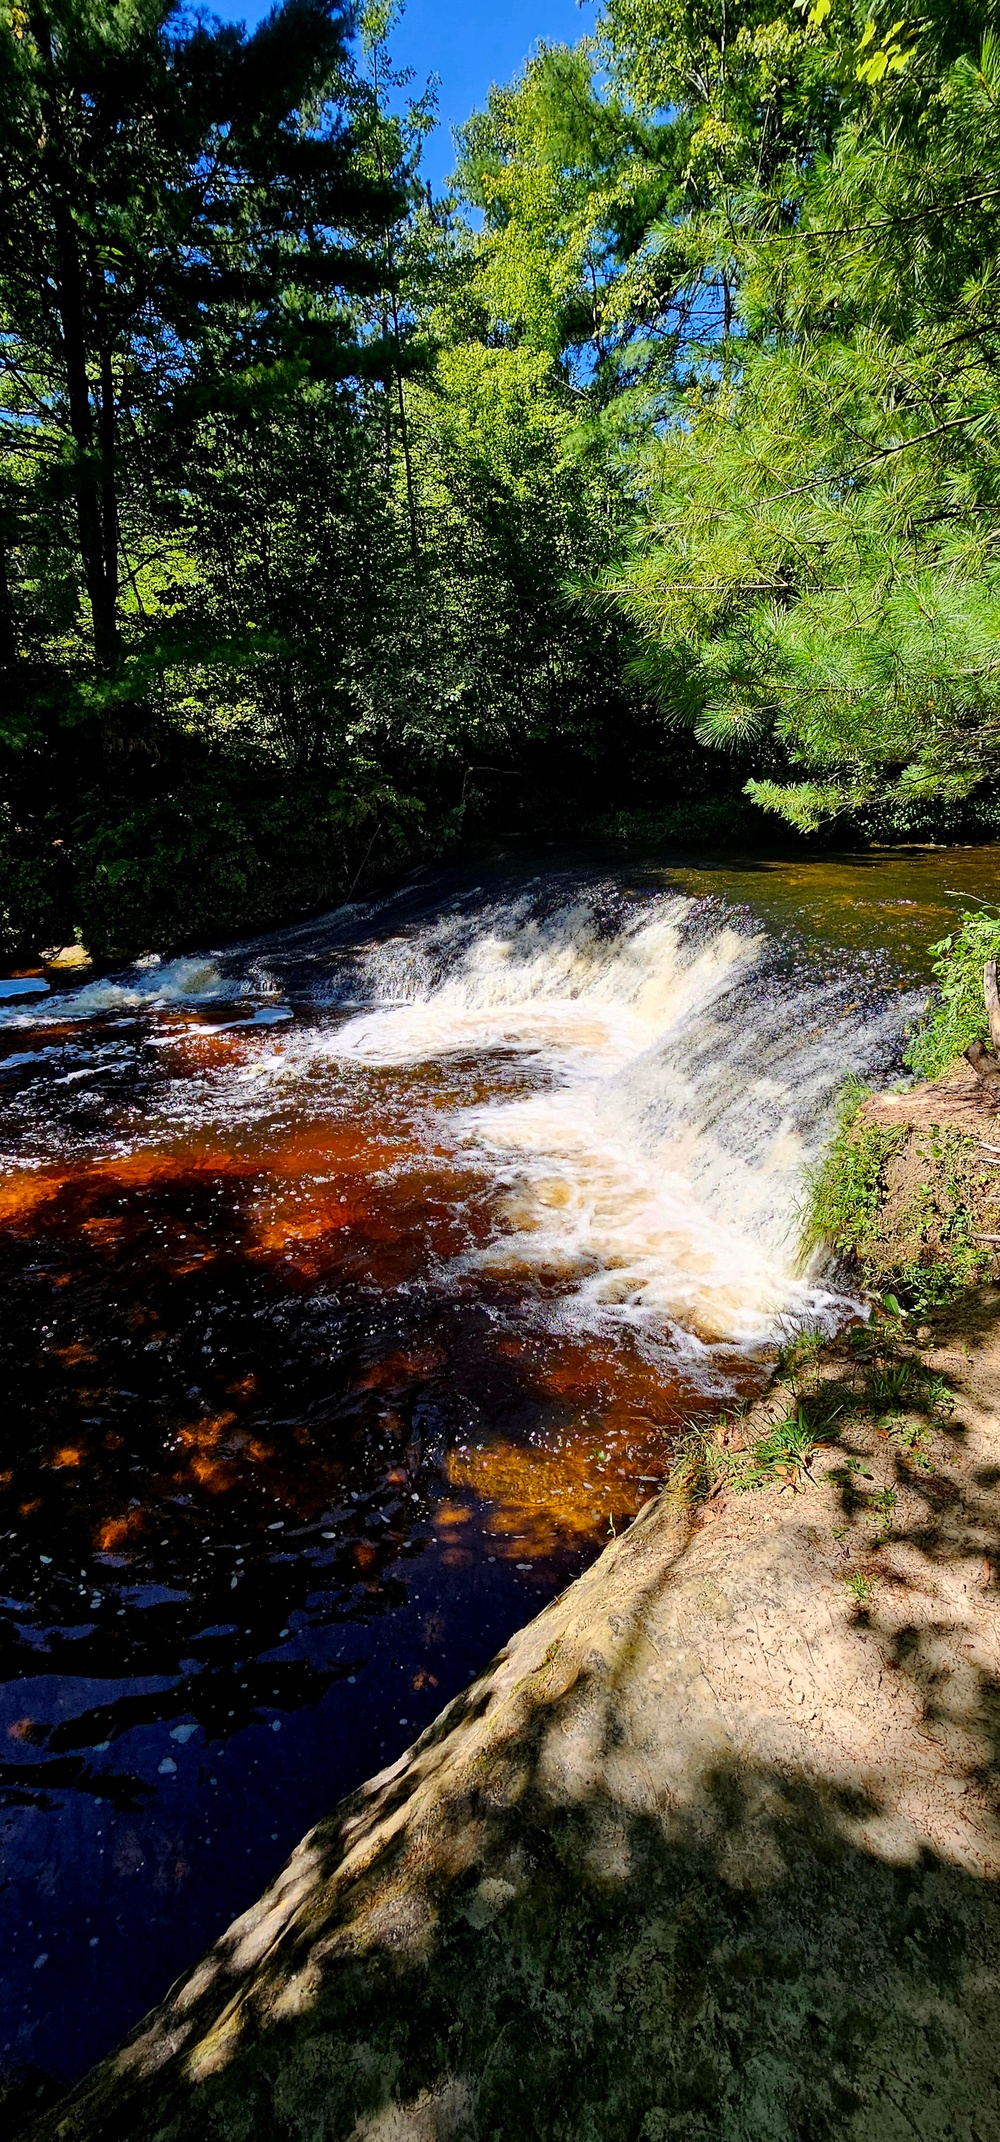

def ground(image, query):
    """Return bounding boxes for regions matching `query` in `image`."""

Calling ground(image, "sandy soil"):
[28,1282,1000,2142]
[864,1056,997,1138]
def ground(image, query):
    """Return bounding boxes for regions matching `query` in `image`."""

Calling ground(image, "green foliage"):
[805,1090,997,1308]
[432,0,1000,837]
[743,1403,822,1486]
[0,0,650,955]
[669,1301,962,1511]
[584,794,777,847]
[73,773,425,955]
[843,1569,874,1610]
[0,796,73,958]
[905,906,1000,1078]
[669,1396,829,1500]
[863,1359,918,1414]
[573,0,1000,829]
[10,0,1000,954]
[665,1418,732,1503]
[860,1353,951,1421]
[801,1078,905,1263]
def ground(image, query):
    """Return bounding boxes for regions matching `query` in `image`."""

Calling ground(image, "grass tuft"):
[800,1078,906,1268]
[668,1322,957,1508]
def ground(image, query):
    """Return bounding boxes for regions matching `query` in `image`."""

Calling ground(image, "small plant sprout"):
[869,1485,898,1545]
[919,1371,954,1418]
[844,1571,875,1612]
[896,1419,933,1470]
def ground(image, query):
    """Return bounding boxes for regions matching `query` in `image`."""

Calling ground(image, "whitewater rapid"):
[312,888,913,1350]
[1,878,920,1366]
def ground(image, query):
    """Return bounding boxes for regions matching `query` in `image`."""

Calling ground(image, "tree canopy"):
[595,0,1000,832]
[3,0,1000,957]
[452,0,1000,835]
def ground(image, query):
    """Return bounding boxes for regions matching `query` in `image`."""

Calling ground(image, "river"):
[2,843,998,2097]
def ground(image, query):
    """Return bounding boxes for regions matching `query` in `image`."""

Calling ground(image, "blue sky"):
[391,0,595,188]
[212,0,596,191]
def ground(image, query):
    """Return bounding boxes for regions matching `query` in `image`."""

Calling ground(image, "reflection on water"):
[661,845,1000,971]
[0,843,993,2096]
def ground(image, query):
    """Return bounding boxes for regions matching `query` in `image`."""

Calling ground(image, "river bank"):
[26,1081,1000,2140]
[27,1329,1000,2142]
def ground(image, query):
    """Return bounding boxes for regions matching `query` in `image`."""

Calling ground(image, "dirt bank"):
[26,1267,1000,2142]
[808,1057,1000,1310]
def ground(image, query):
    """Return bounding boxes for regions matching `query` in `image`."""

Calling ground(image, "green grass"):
[803,1085,995,1311]
[863,1357,953,1419]
[668,1323,956,1507]
[863,1360,918,1414]
[843,1570,875,1611]
[867,1484,898,1547]
[668,1395,836,1502]
[742,1404,823,1487]
[800,1079,907,1268]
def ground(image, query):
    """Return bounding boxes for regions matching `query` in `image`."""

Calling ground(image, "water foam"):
[0,956,242,1026]
[323,890,916,1348]
[2,881,919,1361]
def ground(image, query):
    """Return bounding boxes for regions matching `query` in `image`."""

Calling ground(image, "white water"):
[0,953,245,1025]
[1,879,921,1367]
[315,889,915,1351]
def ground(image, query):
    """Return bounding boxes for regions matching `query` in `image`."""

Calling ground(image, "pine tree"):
[0,0,395,708]
[590,1,1000,830]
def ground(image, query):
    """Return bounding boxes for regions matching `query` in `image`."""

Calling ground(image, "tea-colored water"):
[1,844,996,2094]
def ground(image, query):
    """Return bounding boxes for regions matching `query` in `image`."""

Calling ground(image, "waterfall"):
[293,879,920,1352]
[1,873,921,1364]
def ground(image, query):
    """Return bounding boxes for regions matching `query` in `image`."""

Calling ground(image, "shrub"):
[73,775,426,956]
[804,1087,993,1310]
[905,905,1000,1080]
[0,800,74,959]
[800,1078,906,1267]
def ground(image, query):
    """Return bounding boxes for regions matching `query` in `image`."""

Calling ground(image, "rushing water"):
[2,843,998,2098]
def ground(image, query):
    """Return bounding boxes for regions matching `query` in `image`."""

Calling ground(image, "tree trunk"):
[52,201,117,669]
[984,958,1000,1053]
[0,506,17,678]
[370,35,418,562]
[965,1038,1000,1102]
[98,337,119,633]
[31,4,119,675]
[389,283,419,563]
